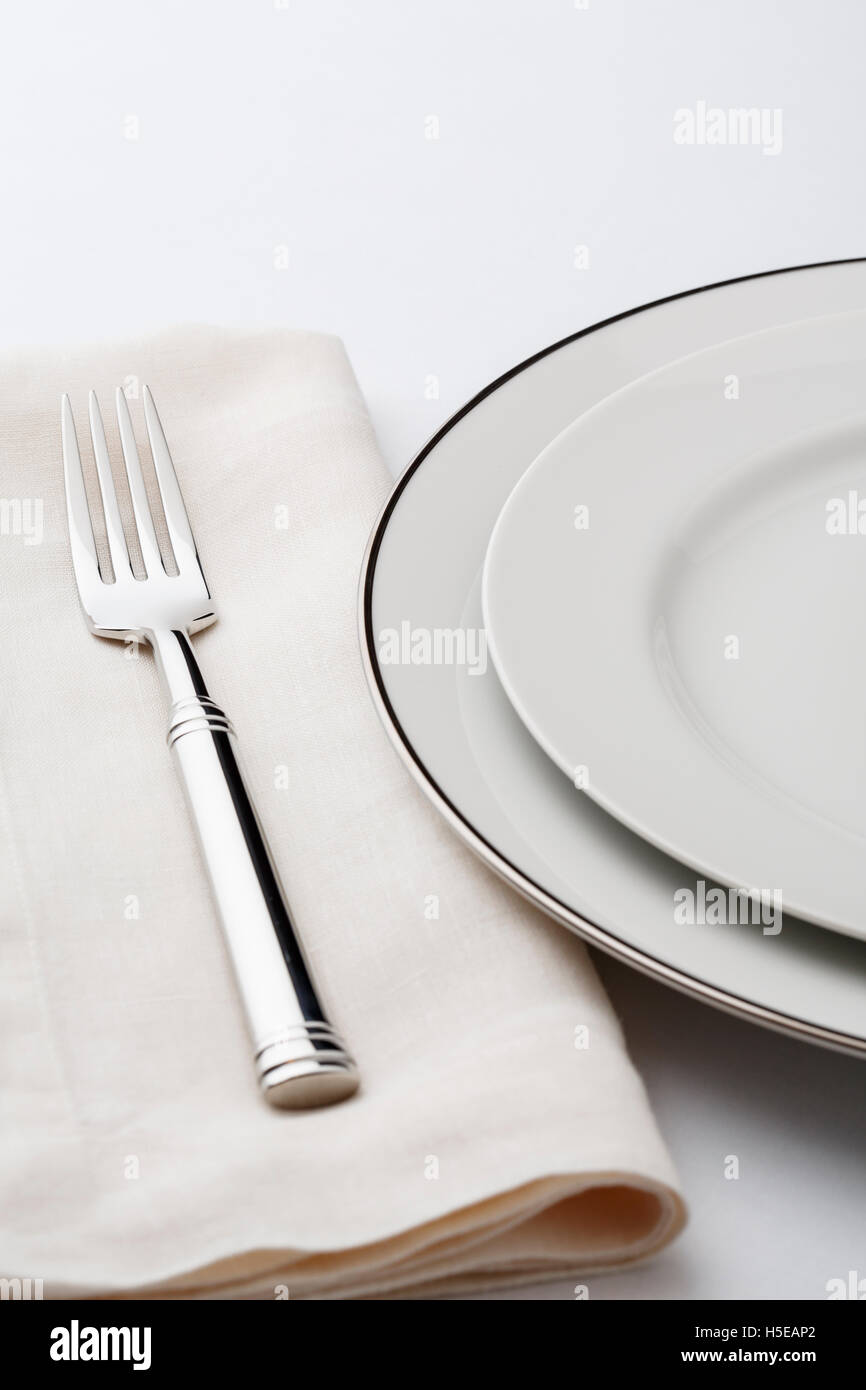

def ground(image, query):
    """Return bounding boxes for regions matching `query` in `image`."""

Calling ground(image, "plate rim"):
[359,258,866,1058]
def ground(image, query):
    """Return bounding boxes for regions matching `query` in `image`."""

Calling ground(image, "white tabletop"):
[3,0,864,1300]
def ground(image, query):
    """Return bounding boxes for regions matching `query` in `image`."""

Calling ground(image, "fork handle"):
[150,628,360,1110]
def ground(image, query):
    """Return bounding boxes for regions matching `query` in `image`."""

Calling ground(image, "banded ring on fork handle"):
[62,387,360,1109]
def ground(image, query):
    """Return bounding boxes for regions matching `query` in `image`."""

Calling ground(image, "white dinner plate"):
[483,310,866,940]
[361,261,866,1055]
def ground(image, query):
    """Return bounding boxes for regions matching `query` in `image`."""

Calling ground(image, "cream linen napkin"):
[0,326,685,1299]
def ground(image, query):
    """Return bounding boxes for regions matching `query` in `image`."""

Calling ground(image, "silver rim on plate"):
[359,259,866,1057]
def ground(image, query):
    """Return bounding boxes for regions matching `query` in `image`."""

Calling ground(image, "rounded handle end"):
[262,1057,360,1110]
[256,1023,360,1110]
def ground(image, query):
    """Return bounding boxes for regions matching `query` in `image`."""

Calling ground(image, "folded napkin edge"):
[37,1171,688,1300]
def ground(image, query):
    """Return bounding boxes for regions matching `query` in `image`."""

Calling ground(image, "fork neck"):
[147,628,210,706]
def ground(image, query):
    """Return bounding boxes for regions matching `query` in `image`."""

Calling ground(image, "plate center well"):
[655,418,866,840]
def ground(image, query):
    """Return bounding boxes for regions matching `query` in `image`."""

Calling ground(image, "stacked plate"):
[360,261,866,1056]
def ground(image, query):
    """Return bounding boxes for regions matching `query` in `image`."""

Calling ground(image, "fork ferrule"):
[167,696,234,747]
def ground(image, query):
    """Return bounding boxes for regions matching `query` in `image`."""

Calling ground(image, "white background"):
[3,0,864,1300]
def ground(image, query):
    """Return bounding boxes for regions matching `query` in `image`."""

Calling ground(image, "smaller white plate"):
[483,310,866,940]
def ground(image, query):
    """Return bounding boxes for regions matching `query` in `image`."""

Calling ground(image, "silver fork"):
[61,387,360,1109]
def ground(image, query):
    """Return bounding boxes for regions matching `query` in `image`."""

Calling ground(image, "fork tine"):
[142,385,199,573]
[115,386,164,577]
[61,395,101,584]
[88,391,131,580]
